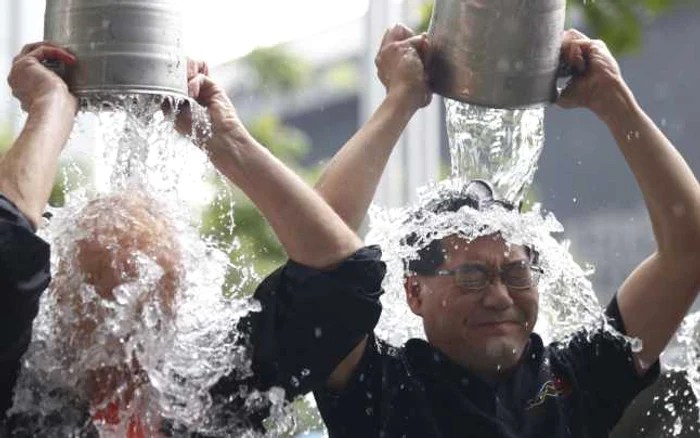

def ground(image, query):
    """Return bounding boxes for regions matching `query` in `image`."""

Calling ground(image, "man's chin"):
[477,338,525,369]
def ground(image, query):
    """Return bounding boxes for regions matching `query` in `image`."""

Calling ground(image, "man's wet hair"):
[402,180,538,275]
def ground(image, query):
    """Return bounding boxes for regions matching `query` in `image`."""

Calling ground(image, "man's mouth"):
[471,320,523,334]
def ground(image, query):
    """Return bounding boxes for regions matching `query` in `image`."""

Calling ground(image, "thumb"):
[556,79,583,109]
[188,74,205,101]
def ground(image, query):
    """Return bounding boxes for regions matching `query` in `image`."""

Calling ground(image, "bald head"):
[51,192,183,355]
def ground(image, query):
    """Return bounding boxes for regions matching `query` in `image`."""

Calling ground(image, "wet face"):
[405,234,539,379]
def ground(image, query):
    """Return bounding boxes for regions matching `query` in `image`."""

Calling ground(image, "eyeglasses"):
[431,260,543,291]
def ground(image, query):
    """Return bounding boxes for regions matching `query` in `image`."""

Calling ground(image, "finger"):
[560,39,591,75]
[19,41,54,57]
[174,100,192,136]
[188,74,205,100]
[16,41,67,62]
[556,79,583,109]
[188,73,220,105]
[187,59,209,80]
[379,28,392,50]
[385,23,415,45]
[562,28,589,43]
[26,46,77,66]
[405,34,430,58]
[418,33,434,71]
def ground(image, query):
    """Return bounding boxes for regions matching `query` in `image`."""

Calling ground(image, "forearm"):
[599,81,700,257]
[0,95,76,228]
[315,91,417,231]
[208,129,363,269]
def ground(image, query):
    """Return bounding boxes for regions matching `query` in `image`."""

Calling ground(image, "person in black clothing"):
[241,25,700,437]
[0,42,363,436]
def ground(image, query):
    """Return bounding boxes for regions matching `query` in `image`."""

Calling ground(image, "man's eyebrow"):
[457,260,489,267]
[501,259,529,267]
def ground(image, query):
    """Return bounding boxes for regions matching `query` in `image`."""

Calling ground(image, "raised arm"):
[314,24,432,231]
[0,43,77,228]
[0,42,77,418]
[559,29,700,370]
[182,68,362,270]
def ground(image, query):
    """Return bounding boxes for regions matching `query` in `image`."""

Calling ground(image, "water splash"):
[366,178,607,347]
[445,99,545,204]
[9,94,289,437]
[678,311,700,412]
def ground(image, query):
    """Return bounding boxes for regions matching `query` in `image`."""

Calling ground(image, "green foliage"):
[244,46,311,94]
[324,61,360,90]
[249,114,310,163]
[416,0,686,54]
[417,1,434,33]
[48,158,91,207]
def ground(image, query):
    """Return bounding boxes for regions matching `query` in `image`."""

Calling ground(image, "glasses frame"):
[432,260,544,292]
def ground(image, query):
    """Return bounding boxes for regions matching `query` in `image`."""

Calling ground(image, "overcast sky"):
[181,0,369,65]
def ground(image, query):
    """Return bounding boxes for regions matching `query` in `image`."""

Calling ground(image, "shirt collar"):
[404,334,546,408]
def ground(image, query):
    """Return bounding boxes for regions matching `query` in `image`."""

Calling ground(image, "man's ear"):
[404,274,424,316]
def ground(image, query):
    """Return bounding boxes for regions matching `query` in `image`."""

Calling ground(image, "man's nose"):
[481,279,514,310]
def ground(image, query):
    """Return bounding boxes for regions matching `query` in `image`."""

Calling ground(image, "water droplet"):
[630,337,644,353]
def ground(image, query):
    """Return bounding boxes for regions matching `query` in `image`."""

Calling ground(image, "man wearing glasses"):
[244,25,700,437]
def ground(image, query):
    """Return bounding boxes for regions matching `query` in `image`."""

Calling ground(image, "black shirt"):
[0,195,50,419]
[249,246,660,438]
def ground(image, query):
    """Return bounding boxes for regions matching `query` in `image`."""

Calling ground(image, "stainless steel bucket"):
[428,0,566,109]
[44,0,188,97]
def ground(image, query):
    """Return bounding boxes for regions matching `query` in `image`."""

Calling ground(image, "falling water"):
[445,99,545,204]
[367,179,605,346]
[8,95,294,437]
[368,99,605,347]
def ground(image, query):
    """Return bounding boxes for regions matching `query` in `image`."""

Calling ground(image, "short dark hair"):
[402,180,536,275]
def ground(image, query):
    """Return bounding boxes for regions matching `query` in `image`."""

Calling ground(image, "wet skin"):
[50,194,182,412]
[405,234,539,382]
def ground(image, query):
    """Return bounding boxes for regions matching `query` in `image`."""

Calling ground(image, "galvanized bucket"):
[428,0,566,109]
[44,0,188,98]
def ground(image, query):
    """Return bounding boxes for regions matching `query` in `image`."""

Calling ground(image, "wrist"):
[205,124,254,168]
[590,78,638,124]
[28,90,77,117]
[386,85,423,116]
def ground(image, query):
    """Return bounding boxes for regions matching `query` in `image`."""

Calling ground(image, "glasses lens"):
[454,267,488,289]
[503,263,535,289]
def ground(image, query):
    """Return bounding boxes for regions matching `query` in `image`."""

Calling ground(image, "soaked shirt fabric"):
[249,246,660,438]
[0,195,50,421]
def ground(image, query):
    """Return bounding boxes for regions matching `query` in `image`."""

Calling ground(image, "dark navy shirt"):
[0,195,50,419]
[249,246,660,438]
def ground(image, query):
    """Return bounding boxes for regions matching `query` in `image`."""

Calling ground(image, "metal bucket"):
[428,0,566,109]
[44,0,187,97]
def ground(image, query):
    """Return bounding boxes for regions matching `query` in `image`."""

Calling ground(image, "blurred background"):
[1,0,699,436]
